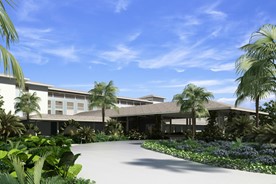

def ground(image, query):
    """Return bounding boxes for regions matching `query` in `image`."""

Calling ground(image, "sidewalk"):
[71,141,276,184]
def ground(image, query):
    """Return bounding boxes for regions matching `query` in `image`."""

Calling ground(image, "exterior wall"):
[29,88,48,114]
[0,83,17,113]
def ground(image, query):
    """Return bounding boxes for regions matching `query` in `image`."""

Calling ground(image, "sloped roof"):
[26,114,108,122]
[76,101,266,118]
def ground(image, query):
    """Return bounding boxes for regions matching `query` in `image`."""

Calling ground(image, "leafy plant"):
[105,119,123,136]
[225,115,254,140]
[24,123,41,136]
[127,129,146,140]
[60,119,80,137]
[78,126,95,143]
[0,111,26,142]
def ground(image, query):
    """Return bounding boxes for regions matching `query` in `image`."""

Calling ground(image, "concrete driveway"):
[71,141,276,184]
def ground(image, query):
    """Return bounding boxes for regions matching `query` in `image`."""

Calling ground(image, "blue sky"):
[4,0,276,107]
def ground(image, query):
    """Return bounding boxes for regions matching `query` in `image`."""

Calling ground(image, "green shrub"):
[142,140,276,174]
[105,119,124,136]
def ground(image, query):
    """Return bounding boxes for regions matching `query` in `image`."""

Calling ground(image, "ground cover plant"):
[142,139,276,174]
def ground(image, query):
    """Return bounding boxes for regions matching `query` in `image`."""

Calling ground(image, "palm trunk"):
[192,109,196,139]
[102,107,105,123]
[27,113,30,124]
[256,96,260,127]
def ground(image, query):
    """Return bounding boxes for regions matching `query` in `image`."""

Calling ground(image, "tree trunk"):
[27,113,30,124]
[192,110,196,139]
[256,96,260,127]
[102,107,105,123]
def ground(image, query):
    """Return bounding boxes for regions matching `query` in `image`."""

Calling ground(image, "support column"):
[126,117,129,132]
[169,119,172,134]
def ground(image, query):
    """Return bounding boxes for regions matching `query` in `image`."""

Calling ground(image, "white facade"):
[0,75,165,117]
[0,82,17,113]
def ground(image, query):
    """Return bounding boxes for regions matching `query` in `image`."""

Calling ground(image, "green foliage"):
[94,131,127,142]
[246,124,276,143]
[0,111,26,142]
[173,83,214,138]
[24,123,41,136]
[225,115,254,140]
[14,92,41,123]
[142,140,276,174]
[259,100,276,125]
[89,80,118,123]
[199,111,224,141]
[105,119,123,136]
[127,129,147,140]
[0,0,25,88]
[61,119,80,137]
[78,126,95,143]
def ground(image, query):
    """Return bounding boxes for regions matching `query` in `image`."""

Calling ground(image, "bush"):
[127,129,147,140]
[142,140,276,174]
[212,149,229,157]
[105,119,124,136]
[229,146,259,159]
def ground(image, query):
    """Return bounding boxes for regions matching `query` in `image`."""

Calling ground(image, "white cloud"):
[127,32,141,42]
[90,60,107,65]
[101,44,138,64]
[174,68,185,73]
[216,97,236,103]
[210,63,235,72]
[115,0,129,13]
[201,1,227,20]
[211,86,237,94]
[43,46,79,61]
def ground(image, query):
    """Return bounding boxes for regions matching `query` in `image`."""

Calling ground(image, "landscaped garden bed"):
[142,139,276,175]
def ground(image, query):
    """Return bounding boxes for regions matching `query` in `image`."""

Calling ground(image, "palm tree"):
[14,92,41,123]
[88,81,118,123]
[235,24,276,127]
[0,0,25,88]
[173,83,214,138]
[235,63,275,127]
[0,111,25,142]
[241,24,276,69]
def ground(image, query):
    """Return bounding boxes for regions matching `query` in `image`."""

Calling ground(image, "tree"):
[88,81,118,123]
[14,92,41,123]
[0,0,25,88]
[235,24,276,127]
[0,111,25,142]
[173,83,214,138]
[259,100,276,125]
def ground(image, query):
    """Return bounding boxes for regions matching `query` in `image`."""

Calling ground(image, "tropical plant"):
[0,0,25,88]
[88,80,118,123]
[225,115,254,140]
[24,123,41,136]
[105,119,123,136]
[199,111,224,141]
[255,124,276,143]
[60,119,80,137]
[173,83,214,138]
[14,92,41,123]
[0,111,25,142]
[259,100,276,125]
[235,55,275,127]
[78,126,95,143]
[235,24,276,127]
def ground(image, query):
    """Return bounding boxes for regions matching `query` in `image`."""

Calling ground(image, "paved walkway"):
[71,141,276,184]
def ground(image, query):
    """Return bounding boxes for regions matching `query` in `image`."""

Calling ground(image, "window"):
[55,110,63,115]
[76,95,85,100]
[67,102,74,110]
[77,103,84,110]
[55,101,63,109]
[53,93,64,98]
[48,110,51,114]
[48,100,51,108]
[65,94,75,99]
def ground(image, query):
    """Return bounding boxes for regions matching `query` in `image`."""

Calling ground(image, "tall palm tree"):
[0,111,25,142]
[89,81,118,123]
[0,0,24,88]
[235,24,276,127]
[14,92,41,123]
[173,83,214,138]
[241,24,276,68]
[235,59,275,127]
